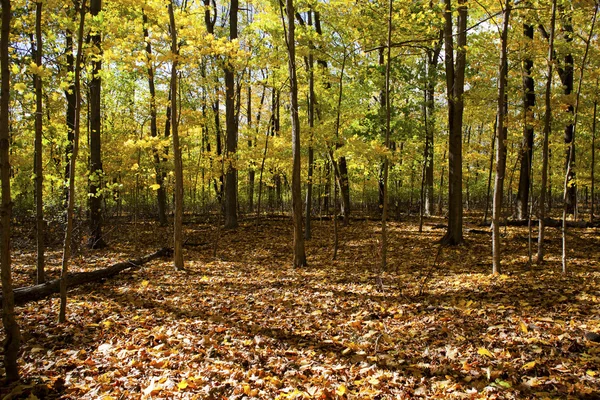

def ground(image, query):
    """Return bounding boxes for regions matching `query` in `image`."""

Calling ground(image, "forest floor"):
[2,213,600,399]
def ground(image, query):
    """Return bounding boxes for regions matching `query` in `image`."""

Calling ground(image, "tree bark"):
[1,0,21,382]
[168,1,184,271]
[441,0,467,245]
[34,1,45,284]
[285,0,307,267]
[142,11,168,226]
[491,0,511,275]
[88,0,106,249]
[224,0,239,228]
[538,0,556,264]
[305,10,315,240]
[561,4,597,274]
[424,35,442,216]
[60,0,86,325]
[516,23,535,220]
[379,0,393,290]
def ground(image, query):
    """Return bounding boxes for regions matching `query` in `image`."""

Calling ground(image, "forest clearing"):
[2,215,600,399]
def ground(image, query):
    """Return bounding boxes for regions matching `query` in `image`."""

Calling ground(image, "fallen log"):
[1,247,171,306]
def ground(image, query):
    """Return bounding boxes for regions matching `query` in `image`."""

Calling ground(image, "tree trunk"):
[88,0,106,249]
[168,1,184,271]
[0,0,21,382]
[305,11,315,240]
[516,22,535,219]
[34,1,45,284]
[441,0,467,245]
[591,92,597,223]
[379,0,393,290]
[538,0,556,264]
[491,0,511,275]
[224,0,238,228]
[285,0,307,267]
[64,32,75,208]
[143,11,168,226]
[424,39,441,217]
[561,4,597,274]
[60,0,86,324]
[557,10,576,215]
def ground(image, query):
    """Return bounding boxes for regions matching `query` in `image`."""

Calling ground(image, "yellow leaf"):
[150,184,161,190]
[178,379,188,390]
[523,361,536,370]
[520,322,528,333]
[336,384,346,396]
[477,347,493,358]
[141,280,150,287]
[11,64,19,75]
[14,82,27,92]
[587,370,597,377]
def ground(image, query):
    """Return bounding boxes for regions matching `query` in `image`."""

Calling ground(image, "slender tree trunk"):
[483,121,496,224]
[1,0,21,382]
[538,0,557,264]
[562,4,597,274]
[64,32,75,207]
[516,22,535,219]
[378,0,393,290]
[424,38,441,216]
[305,11,315,240]
[247,85,254,212]
[441,0,467,245]
[285,0,307,267]
[88,0,105,249]
[60,0,86,324]
[492,0,511,275]
[34,1,45,284]
[591,92,597,223]
[169,1,184,271]
[224,0,238,228]
[143,11,168,226]
[557,9,576,215]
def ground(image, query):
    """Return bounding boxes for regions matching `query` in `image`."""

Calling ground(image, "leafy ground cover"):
[2,215,600,399]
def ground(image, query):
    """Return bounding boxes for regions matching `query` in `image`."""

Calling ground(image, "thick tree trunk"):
[169,1,184,271]
[538,0,556,264]
[1,0,21,382]
[88,0,106,249]
[441,0,467,245]
[285,0,307,267]
[516,23,535,219]
[34,1,45,284]
[224,0,238,228]
[492,0,511,275]
[2,248,170,307]
[143,11,168,226]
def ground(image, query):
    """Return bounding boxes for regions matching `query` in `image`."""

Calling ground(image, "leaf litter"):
[3,216,600,399]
